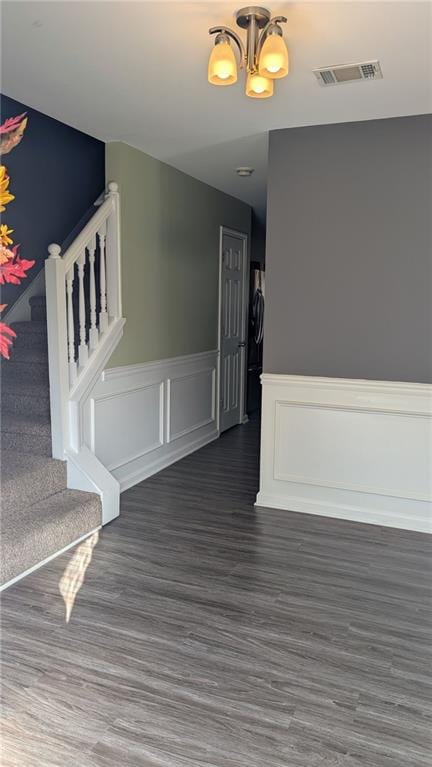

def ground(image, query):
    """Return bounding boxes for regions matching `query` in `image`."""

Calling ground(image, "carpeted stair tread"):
[1,449,67,514]
[1,312,104,589]
[1,412,52,455]
[0,488,102,586]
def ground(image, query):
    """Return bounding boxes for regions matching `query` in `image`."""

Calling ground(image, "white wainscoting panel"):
[86,351,219,491]
[92,382,164,471]
[256,374,432,533]
[167,369,215,443]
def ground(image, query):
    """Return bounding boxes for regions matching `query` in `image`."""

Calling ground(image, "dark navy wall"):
[1,94,105,306]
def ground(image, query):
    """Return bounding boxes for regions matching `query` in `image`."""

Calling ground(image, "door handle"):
[238,342,246,348]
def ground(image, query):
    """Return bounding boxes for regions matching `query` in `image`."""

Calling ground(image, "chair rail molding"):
[256,373,432,533]
[45,182,125,524]
[85,350,219,491]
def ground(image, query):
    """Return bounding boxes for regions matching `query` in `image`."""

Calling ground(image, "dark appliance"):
[247,262,265,414]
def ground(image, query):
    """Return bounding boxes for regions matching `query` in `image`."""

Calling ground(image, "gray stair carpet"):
[0,295,102,587]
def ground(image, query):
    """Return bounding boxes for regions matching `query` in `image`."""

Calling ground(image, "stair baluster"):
[66,265,77,385]
[45,183,124,524]
[77,249,88,368]
[98,222,108,333]
[88,235,98,351]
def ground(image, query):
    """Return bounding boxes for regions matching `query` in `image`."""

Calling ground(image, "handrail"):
[61,194,114,273]
[45,181,122,459]
[44,181,124,524]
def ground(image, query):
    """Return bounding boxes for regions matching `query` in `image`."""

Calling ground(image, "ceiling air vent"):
[313,60,383,86]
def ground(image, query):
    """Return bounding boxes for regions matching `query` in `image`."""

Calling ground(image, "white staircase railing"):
[45,182,125,524]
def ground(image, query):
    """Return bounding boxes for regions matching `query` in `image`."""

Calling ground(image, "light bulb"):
[246,72,274,99]
[208,40,237,86]
[259,32,289,79]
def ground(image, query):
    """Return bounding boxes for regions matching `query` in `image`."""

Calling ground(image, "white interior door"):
[219,229,247,433]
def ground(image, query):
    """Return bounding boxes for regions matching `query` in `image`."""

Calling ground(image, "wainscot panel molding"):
[256,374,432,533]
[85,351,219,491]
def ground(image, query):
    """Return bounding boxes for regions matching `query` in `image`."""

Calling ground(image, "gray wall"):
[264,115,432,383]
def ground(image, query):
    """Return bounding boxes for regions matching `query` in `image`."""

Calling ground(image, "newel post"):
[45,243,69,459]
[105,181,122,320]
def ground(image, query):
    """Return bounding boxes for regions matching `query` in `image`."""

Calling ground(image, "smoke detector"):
[313,60,383,86]
[236,167,254,177]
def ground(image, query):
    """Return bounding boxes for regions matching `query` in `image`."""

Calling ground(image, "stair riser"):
[6,346,49,365]
[2,361,49,385]
[12,335,48,354]
[1,392,51,419]
[29,295,46,310]
[1,430,52,456]
[30,306,47,322]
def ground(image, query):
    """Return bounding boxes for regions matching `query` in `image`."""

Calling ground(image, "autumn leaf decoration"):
[0,112,34,359]
[0,243,35,285]
[0,113,28,156]
[0,315,16,359]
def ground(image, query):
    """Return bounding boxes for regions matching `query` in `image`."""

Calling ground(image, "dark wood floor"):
[1,418,431,766]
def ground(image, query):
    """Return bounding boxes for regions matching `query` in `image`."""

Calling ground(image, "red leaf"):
[0,253,35,285]
[0,113,27,134]
[0,322,16,360]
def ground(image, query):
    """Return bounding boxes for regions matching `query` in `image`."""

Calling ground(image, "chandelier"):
[208,6,289,99]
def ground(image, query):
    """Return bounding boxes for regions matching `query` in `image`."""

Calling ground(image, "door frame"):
[217,226,250,433]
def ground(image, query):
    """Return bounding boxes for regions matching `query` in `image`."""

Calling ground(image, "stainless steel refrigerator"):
[247,263,265,414]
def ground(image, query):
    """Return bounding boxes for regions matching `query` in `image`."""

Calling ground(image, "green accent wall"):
[106,142,252,368]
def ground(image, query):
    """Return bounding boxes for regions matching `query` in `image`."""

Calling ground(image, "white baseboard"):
[257,374,432,533]
[0,526,101,592]
[86,350,219,492]
[118,431,219,492]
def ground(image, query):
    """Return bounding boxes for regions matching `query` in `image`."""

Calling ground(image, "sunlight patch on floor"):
[59,531,99,622]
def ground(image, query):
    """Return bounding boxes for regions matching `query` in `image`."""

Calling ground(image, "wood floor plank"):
[1,418,431,766]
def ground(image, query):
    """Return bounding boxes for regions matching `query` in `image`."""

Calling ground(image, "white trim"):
[119,431,219,492]
[0,526,101,592]
[257,374,432,533]
[45,183,125,524]
[217,226,249,432]
[255,493,432,535]
[261,373,431,400]
[166,368,216,443]
[69,318,126,404]
[61,196,115,273]
[87,350,219,493]
[92,381,165,470]
[103,349,218,381]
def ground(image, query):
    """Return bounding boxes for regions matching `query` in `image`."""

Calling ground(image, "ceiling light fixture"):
[208,6,289,99]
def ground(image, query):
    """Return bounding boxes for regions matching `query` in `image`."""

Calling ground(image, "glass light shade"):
[258,33,289,79]
[246,72,274,99]
[208,41,237,86]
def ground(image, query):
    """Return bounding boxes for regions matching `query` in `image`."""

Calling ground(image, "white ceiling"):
[2,1,431,222]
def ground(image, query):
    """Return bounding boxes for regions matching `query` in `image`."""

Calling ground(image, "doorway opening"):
[217,227,249,433]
